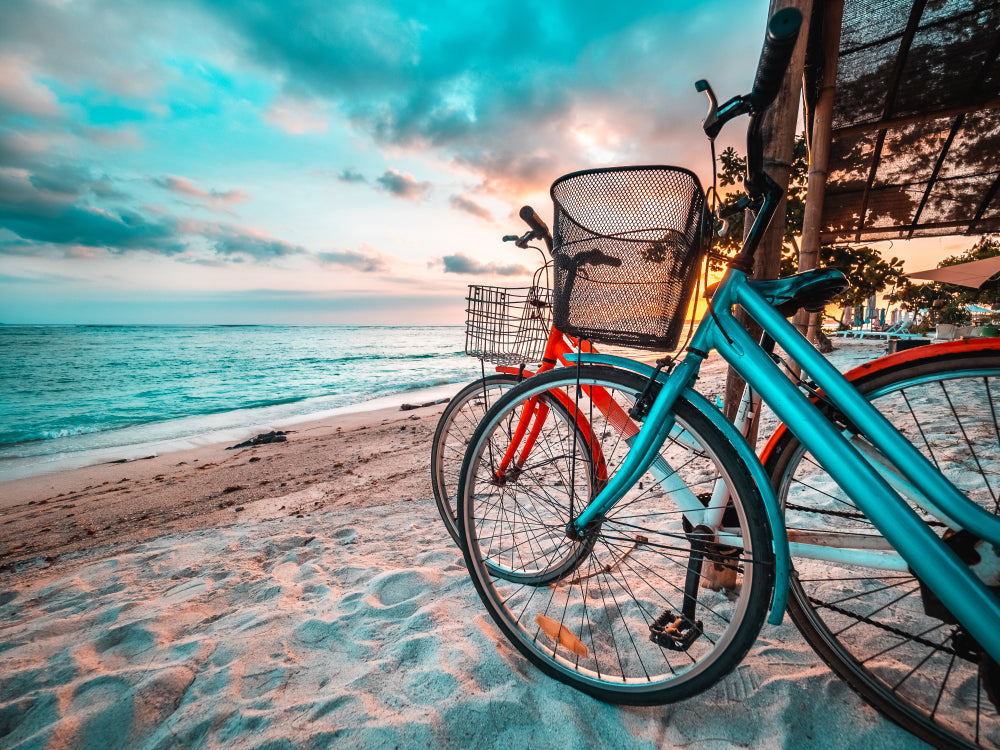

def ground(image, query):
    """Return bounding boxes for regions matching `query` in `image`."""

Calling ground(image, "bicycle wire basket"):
[550,165,710,350]
[464,284,553,366]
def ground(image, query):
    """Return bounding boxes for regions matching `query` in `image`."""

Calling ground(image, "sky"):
[0,0,973,325]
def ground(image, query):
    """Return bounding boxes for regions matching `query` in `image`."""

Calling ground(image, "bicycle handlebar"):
[519,205,549,237]
[699,8,802,141]
[748,8,803,112]
[501,205,554,252]
[697,8,802,272]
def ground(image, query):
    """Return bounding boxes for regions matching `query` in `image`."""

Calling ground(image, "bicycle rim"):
[768,348,1000,749]
[431,374,520,546]
[459,365,774,704]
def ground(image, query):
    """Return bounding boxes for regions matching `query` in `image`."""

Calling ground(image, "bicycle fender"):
[565,353,661,377]
[567,352,789,624]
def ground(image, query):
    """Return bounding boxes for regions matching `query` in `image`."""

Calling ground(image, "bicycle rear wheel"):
[432,374,520,545]
[765,343,1000,749]
[459,365,774,704]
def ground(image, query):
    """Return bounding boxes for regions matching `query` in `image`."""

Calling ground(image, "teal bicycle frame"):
[570,266,1000,661]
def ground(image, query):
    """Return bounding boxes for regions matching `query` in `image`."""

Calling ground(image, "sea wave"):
[0,325,482,479]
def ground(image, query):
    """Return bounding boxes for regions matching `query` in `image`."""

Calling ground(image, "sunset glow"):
[0,0,968,325]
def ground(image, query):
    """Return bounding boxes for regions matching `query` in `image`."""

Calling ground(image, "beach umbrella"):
[907,255,1000,289]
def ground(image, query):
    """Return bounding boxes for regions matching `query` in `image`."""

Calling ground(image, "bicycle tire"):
[764,342,1000,750]
[459,365,775,704]
[432,374,521,545]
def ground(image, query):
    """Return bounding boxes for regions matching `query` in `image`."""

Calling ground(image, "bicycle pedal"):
[649,610,703,651]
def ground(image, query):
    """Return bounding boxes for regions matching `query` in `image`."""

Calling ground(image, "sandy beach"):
[0,339,932,749]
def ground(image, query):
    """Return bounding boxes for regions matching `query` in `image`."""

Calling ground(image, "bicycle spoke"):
[460,368,772,702]
[772,355,1000,749]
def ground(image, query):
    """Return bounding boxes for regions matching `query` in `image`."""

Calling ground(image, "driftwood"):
[227,430,290,450]
[399,398,449,412]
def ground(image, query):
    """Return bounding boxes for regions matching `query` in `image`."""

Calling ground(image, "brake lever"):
[696,79,719,140]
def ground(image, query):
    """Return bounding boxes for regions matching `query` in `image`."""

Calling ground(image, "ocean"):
[0,325,486,481]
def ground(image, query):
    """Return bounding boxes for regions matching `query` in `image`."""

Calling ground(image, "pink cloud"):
[156,175,251,214]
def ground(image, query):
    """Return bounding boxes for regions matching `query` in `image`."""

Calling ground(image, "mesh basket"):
[464,285,553,365]
[550,165,708,350]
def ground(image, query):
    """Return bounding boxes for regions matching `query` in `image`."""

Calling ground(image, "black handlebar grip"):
[519,205,550,237]
[748,8,802,112]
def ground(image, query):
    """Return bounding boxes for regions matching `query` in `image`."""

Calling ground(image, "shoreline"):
[0,380,467,485]
[0,393,456,574]
[0,339,888,576]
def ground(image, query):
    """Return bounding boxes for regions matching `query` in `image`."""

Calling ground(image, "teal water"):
[0,325,484,479]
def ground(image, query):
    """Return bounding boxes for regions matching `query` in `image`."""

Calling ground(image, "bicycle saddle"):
[703,267,849,317]
[748,268,849,317]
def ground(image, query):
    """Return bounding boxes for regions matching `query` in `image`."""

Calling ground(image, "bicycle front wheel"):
[459,365,774,705]
[431,374,521,545]
[765,342,1000,749]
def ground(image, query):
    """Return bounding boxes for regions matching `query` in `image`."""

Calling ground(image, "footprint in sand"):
[61,674,135,749]
[368,570,429,609]
[94,622,158,662]
[332,527,358,545]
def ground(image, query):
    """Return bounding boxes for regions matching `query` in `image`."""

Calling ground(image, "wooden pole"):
[723,0,813,445]
[795,0,845,342]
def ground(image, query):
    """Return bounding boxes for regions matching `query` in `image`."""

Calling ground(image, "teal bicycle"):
[457,10,1000,749]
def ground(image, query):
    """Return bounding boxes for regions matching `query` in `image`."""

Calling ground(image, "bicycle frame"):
[571,266,1000,662]
[488,319,737,513]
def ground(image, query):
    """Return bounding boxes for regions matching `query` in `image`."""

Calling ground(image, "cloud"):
[264,94,328,134]
[450,194,492,221]
[154,175,252,213]
[0,55,61,119]
[209,232,301,260]
[0,166,298,262]
[187,0,762,200]
[375,168,430,201]
[176,218,305,260]
[317,244,389,272]
[0,166,184,255]
[441,252,528,276]
[337,168,366,183]
[0,0,223,101]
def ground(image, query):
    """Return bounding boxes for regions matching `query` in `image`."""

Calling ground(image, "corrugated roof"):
[812,0,1000,244]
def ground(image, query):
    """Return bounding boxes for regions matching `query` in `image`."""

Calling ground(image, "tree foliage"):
[712,134,904,309]
[890,236,1000,323]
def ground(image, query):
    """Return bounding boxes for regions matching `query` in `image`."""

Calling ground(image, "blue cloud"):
[442,252,528,276]
[317,248,388,272]
[337,168,367,183]
[187,0,762,186]
[375,169,430,200]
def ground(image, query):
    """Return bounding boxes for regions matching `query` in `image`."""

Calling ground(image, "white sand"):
[0,339,932,749]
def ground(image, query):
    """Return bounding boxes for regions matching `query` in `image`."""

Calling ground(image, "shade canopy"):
[805,0,1000,245]
[906,254,1000,288]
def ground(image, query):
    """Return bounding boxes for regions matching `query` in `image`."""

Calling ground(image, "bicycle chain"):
[786,502,866,521]
[793,502,956,654]
[786,503,946,528]
[808,596,964,658]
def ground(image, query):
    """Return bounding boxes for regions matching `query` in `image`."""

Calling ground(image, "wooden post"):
[723,0,813,446]
[795,0,844,342]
